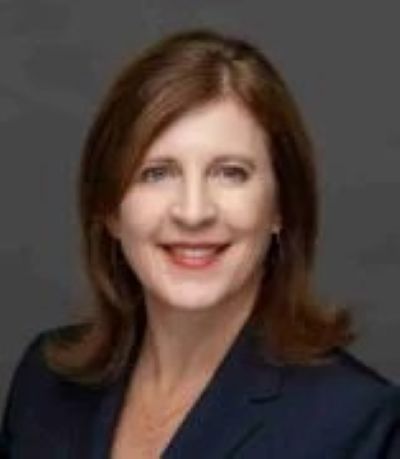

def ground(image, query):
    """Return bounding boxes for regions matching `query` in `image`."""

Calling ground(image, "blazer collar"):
[79,317,284,459]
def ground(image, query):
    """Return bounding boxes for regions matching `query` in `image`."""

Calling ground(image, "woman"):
[1,28,399,458]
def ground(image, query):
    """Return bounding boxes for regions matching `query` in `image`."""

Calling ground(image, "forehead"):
[143,97,270,163]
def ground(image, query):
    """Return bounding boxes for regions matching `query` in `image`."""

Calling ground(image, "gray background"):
[1,0,399,412]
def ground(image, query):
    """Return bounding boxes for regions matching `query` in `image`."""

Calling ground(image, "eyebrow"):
[142,154,257,169]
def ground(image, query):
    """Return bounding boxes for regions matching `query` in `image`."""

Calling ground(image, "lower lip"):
[162,246,230,270]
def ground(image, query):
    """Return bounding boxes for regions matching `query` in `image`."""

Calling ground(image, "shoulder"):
[1,323,94,430]
[7,322,90,387]
[0,324,100,453]
[281,347,399,408]
[238,348,400,456]
[272,348,400,454]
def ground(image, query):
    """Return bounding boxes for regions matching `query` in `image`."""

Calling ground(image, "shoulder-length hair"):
[43,28,354,386]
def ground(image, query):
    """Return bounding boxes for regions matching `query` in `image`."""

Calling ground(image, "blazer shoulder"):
[1,323,91,422]
[12,322,90,379]
[283,346,399,411]
[331,347,394,384]
[0,323,95,454]
[273,349,400,456]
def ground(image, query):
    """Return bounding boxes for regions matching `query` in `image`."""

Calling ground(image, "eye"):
[215,166,249,182]
[137,165,250,184]
[138,166,174,182]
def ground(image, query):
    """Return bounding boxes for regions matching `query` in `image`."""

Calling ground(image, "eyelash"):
[138,166,250,183]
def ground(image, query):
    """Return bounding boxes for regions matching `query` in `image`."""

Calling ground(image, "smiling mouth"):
[160,244,231,269]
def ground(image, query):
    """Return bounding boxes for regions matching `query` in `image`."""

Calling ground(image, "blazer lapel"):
[161,320,284,459]
[68,339,140,459]
[86,377,129,459]
[69,318,284,459]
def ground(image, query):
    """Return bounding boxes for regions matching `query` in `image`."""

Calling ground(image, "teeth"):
[169,247,219,258]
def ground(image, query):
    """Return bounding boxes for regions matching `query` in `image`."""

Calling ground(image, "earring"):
[272,230,281,247]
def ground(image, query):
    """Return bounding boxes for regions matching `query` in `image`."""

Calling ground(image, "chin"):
[158,288,229,312]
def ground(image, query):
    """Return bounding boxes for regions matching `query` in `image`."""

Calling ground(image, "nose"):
[170,174,217,228]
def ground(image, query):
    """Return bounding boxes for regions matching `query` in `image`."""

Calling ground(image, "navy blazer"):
[1,319,400,458]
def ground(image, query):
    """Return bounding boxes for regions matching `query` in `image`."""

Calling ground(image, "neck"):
[135,279,260,400]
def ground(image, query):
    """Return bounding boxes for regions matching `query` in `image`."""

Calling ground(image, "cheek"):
[221,185,277,233]
[222,185,278,268]
[118,192,163,238]
[116,198,162,285]
[115,195,163,273]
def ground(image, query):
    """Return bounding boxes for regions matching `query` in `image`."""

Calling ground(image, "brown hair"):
[43,28,354,386]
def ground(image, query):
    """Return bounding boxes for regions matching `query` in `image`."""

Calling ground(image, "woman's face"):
[109,97,280,315]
